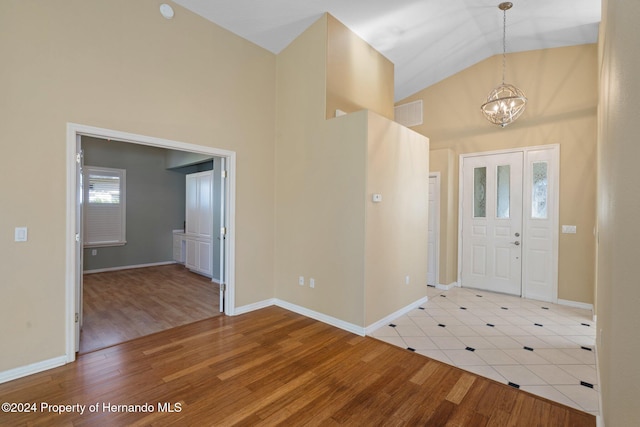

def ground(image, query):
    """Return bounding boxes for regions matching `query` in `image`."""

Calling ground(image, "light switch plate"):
[15,227,28,242]
[562,225,577,234]
[372,194,382,203]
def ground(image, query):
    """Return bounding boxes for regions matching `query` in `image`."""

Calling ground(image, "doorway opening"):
[458,145,559,303]
[78,137,228,353]
[65,123,237,362]
[427,173,440,287]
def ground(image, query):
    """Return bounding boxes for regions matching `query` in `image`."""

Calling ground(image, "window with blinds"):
[83,166,126,247]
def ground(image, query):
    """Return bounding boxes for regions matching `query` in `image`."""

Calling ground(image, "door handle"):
[511,241,520,246]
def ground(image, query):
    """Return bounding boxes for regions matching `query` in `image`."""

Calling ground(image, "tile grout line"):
[371,286,600,415]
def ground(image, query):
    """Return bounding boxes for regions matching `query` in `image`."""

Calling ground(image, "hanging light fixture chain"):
[502,6,507,84]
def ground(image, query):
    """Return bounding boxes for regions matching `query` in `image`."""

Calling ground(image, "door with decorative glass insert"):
[461,152,523,295]
[521,148,559,303]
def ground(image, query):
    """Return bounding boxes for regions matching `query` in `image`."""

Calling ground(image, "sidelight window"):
[532,162,548,219]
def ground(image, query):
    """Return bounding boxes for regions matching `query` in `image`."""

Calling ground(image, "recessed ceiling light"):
[160,4,174,20]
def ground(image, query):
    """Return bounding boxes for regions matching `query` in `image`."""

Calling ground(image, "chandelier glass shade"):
[481,2,527,127]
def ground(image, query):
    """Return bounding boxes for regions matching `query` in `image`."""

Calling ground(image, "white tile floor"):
[370,286,600,416]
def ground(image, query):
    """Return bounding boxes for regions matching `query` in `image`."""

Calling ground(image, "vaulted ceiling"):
[173,0,601,101]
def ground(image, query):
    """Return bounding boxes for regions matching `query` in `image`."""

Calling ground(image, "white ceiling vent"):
[394,100,423,127]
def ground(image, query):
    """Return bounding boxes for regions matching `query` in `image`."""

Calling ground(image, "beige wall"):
[596,0,640,424]
[275,16,368,326]
[400,44,598,304]
[276,15,429,327]
[365,113,430,325]
[326,15,394,120]
[0,0,276,372]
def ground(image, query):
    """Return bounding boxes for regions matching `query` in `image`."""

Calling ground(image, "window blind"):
[83,166,126,247]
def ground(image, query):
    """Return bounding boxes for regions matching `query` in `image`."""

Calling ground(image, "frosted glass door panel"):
[496,165,511,219]
[474,167,487,218]
[532,162,548,219]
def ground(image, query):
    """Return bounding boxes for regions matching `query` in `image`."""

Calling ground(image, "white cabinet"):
[173,232,185,264]
[185,237,212,276]
[185,171,213,277]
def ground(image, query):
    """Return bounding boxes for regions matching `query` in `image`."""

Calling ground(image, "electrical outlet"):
[309,278,315,288]
[298,276,304,286]
[91,249,98,256]
[405,275,410,285]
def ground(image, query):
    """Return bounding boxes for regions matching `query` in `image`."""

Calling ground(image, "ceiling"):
[173,0,601,101]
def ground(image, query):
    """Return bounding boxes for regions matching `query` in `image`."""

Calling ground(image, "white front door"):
[461,152,523,295]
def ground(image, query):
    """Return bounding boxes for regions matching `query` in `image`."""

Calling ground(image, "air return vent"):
[394,99,423,127]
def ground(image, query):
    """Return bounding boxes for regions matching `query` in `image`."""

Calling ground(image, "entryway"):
[65,123,237,362]
[459,146,559,302]
[76,136,229,353]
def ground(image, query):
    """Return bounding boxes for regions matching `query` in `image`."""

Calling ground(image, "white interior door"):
[218,158,227,312]
[461,152,523,295]
[427,175,439,286]
[75,137,83,352]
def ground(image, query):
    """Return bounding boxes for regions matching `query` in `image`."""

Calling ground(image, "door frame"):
[428,173,441,287]
[457,144,559,301]
[65,123,237,362]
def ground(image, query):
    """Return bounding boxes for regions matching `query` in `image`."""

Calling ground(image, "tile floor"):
[370,286,600,416]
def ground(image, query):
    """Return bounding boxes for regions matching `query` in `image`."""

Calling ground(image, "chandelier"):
[481,2,527,127]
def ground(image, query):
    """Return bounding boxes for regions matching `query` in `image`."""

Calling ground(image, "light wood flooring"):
[0,306,594,426]
[80,264,220,354]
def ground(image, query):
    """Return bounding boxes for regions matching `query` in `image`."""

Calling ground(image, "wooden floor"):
[81,264,220,353]
[0,306,594,426]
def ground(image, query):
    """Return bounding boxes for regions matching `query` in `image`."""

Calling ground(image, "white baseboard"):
[275,300,365,336]
[436,282,457,291]
[365,296,429,335]
[557,299,594,312]
[83,261,176,274]
[0,356,67,385]
[232,298,365,336]
[233,298,276,316]
[234,297,440,338]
